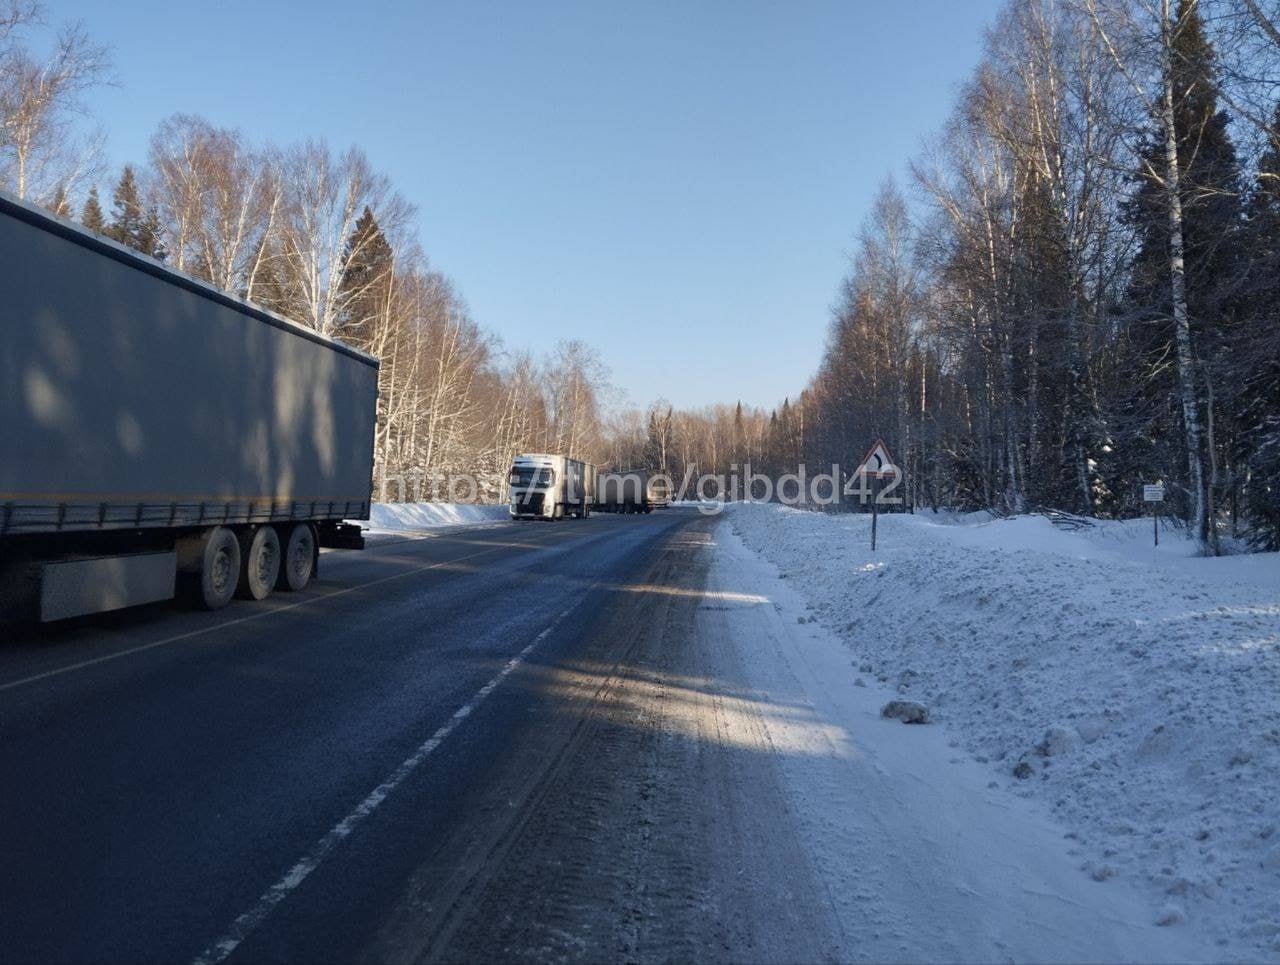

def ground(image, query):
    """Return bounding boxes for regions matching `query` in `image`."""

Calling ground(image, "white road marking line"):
[0,545,509,695]
[192,608,575,965]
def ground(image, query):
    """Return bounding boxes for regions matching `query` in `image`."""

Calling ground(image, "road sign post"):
[871,476,879,552]
[1143,484,1165,547]
[855,440,899,553]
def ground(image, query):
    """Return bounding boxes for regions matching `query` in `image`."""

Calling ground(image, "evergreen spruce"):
[106,166,147,250]
[80,187,105,233]
[1119,0,1244,531]
[1240,103,1280,547]
[335,206,395,351]
[105,166,165,258]
[142,206,166,261]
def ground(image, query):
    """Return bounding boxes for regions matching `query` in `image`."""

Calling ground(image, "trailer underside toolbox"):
[37,551,177,622]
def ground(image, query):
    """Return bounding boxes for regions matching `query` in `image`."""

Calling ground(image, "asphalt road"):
[0,507,840,964]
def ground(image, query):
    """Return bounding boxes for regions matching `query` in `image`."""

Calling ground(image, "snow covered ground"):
[721,503,1280,961]
[362,502,509,534]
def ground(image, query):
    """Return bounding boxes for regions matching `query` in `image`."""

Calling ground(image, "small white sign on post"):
[1144,483,1165,547]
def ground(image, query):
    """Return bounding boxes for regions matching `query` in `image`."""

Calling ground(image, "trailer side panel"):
[0,197,378,536]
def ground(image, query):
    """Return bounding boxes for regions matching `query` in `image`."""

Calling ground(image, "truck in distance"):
[594,470,661,514]
[646,474,673,509]
[508,454,594,520]
[0,190,379,622]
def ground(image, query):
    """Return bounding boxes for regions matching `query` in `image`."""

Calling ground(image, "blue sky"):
[59,0,1002,410]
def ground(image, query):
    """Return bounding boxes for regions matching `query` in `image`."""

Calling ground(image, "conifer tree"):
[100,167,166,259]
[106,165,148,251]
[1120,0,1243,544]
[141,205,166,261]
[1240,103,1280,547]
[335,206,395,351]
[80,187,105,233]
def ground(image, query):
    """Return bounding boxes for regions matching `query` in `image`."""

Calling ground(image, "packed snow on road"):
[719,502,1279,961]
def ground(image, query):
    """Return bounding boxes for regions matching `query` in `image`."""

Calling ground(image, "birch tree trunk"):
[1158,0,1209,549]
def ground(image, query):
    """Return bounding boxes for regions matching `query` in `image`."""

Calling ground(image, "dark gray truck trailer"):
[594,470,652,513]
[0,191,379,621]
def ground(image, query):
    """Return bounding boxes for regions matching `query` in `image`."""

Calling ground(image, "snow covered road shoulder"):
[719,504,1280,961]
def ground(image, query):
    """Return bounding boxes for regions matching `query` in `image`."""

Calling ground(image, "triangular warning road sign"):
[856,439,898,478]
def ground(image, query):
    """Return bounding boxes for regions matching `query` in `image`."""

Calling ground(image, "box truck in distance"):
[0,191,380,622]
[594,470,649,514]
[508,454,594,520]
[594,470,671,513]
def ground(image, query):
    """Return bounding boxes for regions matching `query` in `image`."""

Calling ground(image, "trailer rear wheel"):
[276,523,316,592]
[236,526,281,600]
[197,527,241,611]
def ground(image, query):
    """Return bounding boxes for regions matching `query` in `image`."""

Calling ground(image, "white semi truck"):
[508,454,594,520]
[0,190,379,622]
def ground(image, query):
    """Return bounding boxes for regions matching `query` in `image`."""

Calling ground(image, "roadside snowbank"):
[364,502,508,533]
[707,523,1219,962]
[724,503,1280,960]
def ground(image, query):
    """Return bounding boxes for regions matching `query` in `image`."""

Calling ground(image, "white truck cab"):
[509,454,594,520]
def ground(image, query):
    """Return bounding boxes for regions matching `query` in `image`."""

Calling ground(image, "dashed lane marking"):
[192,608,576,965]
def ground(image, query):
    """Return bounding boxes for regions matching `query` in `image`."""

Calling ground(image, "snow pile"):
[364,502,508,533]
[725,503,1280,959]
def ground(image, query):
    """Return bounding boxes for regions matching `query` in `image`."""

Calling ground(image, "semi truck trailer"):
[595,470,651,513]
[0,191,379,622]
[508,454,593,519]
[593,470,673,513]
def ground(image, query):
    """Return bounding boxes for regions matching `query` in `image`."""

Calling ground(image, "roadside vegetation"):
[644,0,1280,555]
[0,0,611,504]
[4,0,1279,549]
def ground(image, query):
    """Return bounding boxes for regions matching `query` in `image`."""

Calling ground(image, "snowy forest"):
[3,0,1279,551]
[612,0,1280,554]
[792,0,1280,555]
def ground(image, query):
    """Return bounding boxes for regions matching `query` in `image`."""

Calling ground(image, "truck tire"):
[236,526,281,600]
[198,527,241,611]
[276,523,316,592]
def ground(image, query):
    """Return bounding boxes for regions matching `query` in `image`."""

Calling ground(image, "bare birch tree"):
[1083,0,1211,548]
[275,141,411,338]
[0,13,109,202]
